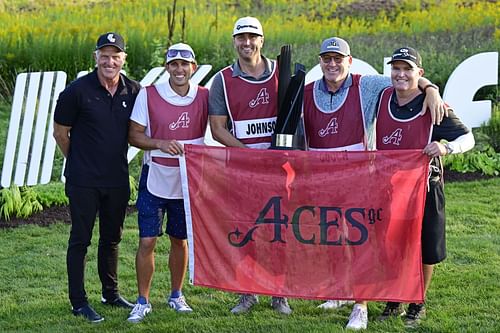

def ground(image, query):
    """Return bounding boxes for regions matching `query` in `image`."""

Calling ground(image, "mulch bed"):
[0,205,72,228]
[0,170,494,229]
[0,205,136,229]
[443,170,495,182]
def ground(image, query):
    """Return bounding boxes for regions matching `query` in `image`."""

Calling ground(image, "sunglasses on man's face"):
[167,49,194,59]
[320,55,346,64]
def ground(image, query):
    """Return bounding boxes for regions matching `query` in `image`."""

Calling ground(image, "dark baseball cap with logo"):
[387,47,422,68]
[96,32,125,52]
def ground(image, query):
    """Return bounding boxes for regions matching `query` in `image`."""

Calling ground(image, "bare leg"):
[135,237,157,301]
[169,236,188,292]
[423,264,434,297]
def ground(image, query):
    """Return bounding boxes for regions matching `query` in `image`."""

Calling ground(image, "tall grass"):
[0,0,498,97]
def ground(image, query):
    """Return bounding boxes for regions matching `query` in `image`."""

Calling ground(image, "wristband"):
[422,84,439,92]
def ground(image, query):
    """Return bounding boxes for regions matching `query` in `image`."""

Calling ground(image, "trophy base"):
[270,134,305,150]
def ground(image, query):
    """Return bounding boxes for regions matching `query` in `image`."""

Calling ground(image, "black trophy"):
[271,44,306,150]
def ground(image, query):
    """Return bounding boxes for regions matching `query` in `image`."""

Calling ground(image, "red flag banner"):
[180,145,429,302]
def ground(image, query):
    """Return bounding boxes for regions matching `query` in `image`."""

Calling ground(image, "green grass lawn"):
[0,178,498,333]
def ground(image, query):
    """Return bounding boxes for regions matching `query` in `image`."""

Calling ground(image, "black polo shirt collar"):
[88,68,128,95]
[390,91,425,120]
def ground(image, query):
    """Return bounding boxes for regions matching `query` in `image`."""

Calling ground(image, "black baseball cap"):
[387,47,422,68]
[96,32,125,52]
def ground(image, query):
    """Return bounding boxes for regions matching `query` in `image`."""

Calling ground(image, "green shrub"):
[129,175,138,205]
[0,178,138,220]
[32,182,68,207]
[0,185,22,220]
[0,185,43,220]
[443,145,500,176]
[444,115,500,176]
[480,105,500,152]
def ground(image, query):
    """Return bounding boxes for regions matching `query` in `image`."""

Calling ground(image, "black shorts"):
[421,179,446,265]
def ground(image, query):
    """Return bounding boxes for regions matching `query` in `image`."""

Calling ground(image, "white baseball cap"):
[166,43,196,64]
[233,16,263,36]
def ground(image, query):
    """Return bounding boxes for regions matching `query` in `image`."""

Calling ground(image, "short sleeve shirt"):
[208,57,275,117]
[54,69,141,187]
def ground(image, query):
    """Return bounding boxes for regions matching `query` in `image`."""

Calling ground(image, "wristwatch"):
[444,143,454,155]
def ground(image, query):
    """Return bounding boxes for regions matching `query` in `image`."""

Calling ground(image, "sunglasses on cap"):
[166,49,195,59]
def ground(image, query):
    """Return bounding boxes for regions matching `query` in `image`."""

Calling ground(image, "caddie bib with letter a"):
[145,85,208,198]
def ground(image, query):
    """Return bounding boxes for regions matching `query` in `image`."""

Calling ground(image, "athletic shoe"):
[127,302,152,323]
[317,300,355,310]
[377,302,406,320]
[346,304,368,330]
[72,304,104,323]
[168,295,193,313]
[101,295,134,309]
[271,297,292,315]
[230,294,258,314]
[404,303,426,328]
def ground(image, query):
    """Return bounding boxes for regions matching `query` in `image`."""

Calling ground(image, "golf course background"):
[0,1,498,332]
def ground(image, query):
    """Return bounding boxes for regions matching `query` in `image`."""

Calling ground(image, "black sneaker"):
[377,302,406,321]
[72,304,104,323]
[101,295,134,309]
[404,303,426,328]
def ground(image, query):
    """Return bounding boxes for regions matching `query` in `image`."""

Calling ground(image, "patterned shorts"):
[136,165,187,239]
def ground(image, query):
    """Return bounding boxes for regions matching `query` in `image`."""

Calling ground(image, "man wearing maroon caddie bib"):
[208,16,291,315]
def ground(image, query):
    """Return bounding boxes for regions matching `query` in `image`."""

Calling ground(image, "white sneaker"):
[230,294,259,314]
[317,300,355,310]
[127,302,152,323]
[346,304,368,330]
[168,295,193,313]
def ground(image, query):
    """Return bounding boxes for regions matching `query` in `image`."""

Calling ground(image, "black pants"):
[65,184,130,308]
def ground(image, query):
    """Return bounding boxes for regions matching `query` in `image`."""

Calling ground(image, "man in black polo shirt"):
[53,32,141,323]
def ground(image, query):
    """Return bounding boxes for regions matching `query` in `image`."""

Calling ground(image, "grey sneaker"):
[377,302,405,321]
[127,303,152,323]
[317,300,355,310]
[168,295,193,313]
[230,294,258,314]
[271,297,292,315]
[404,303,426,328]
